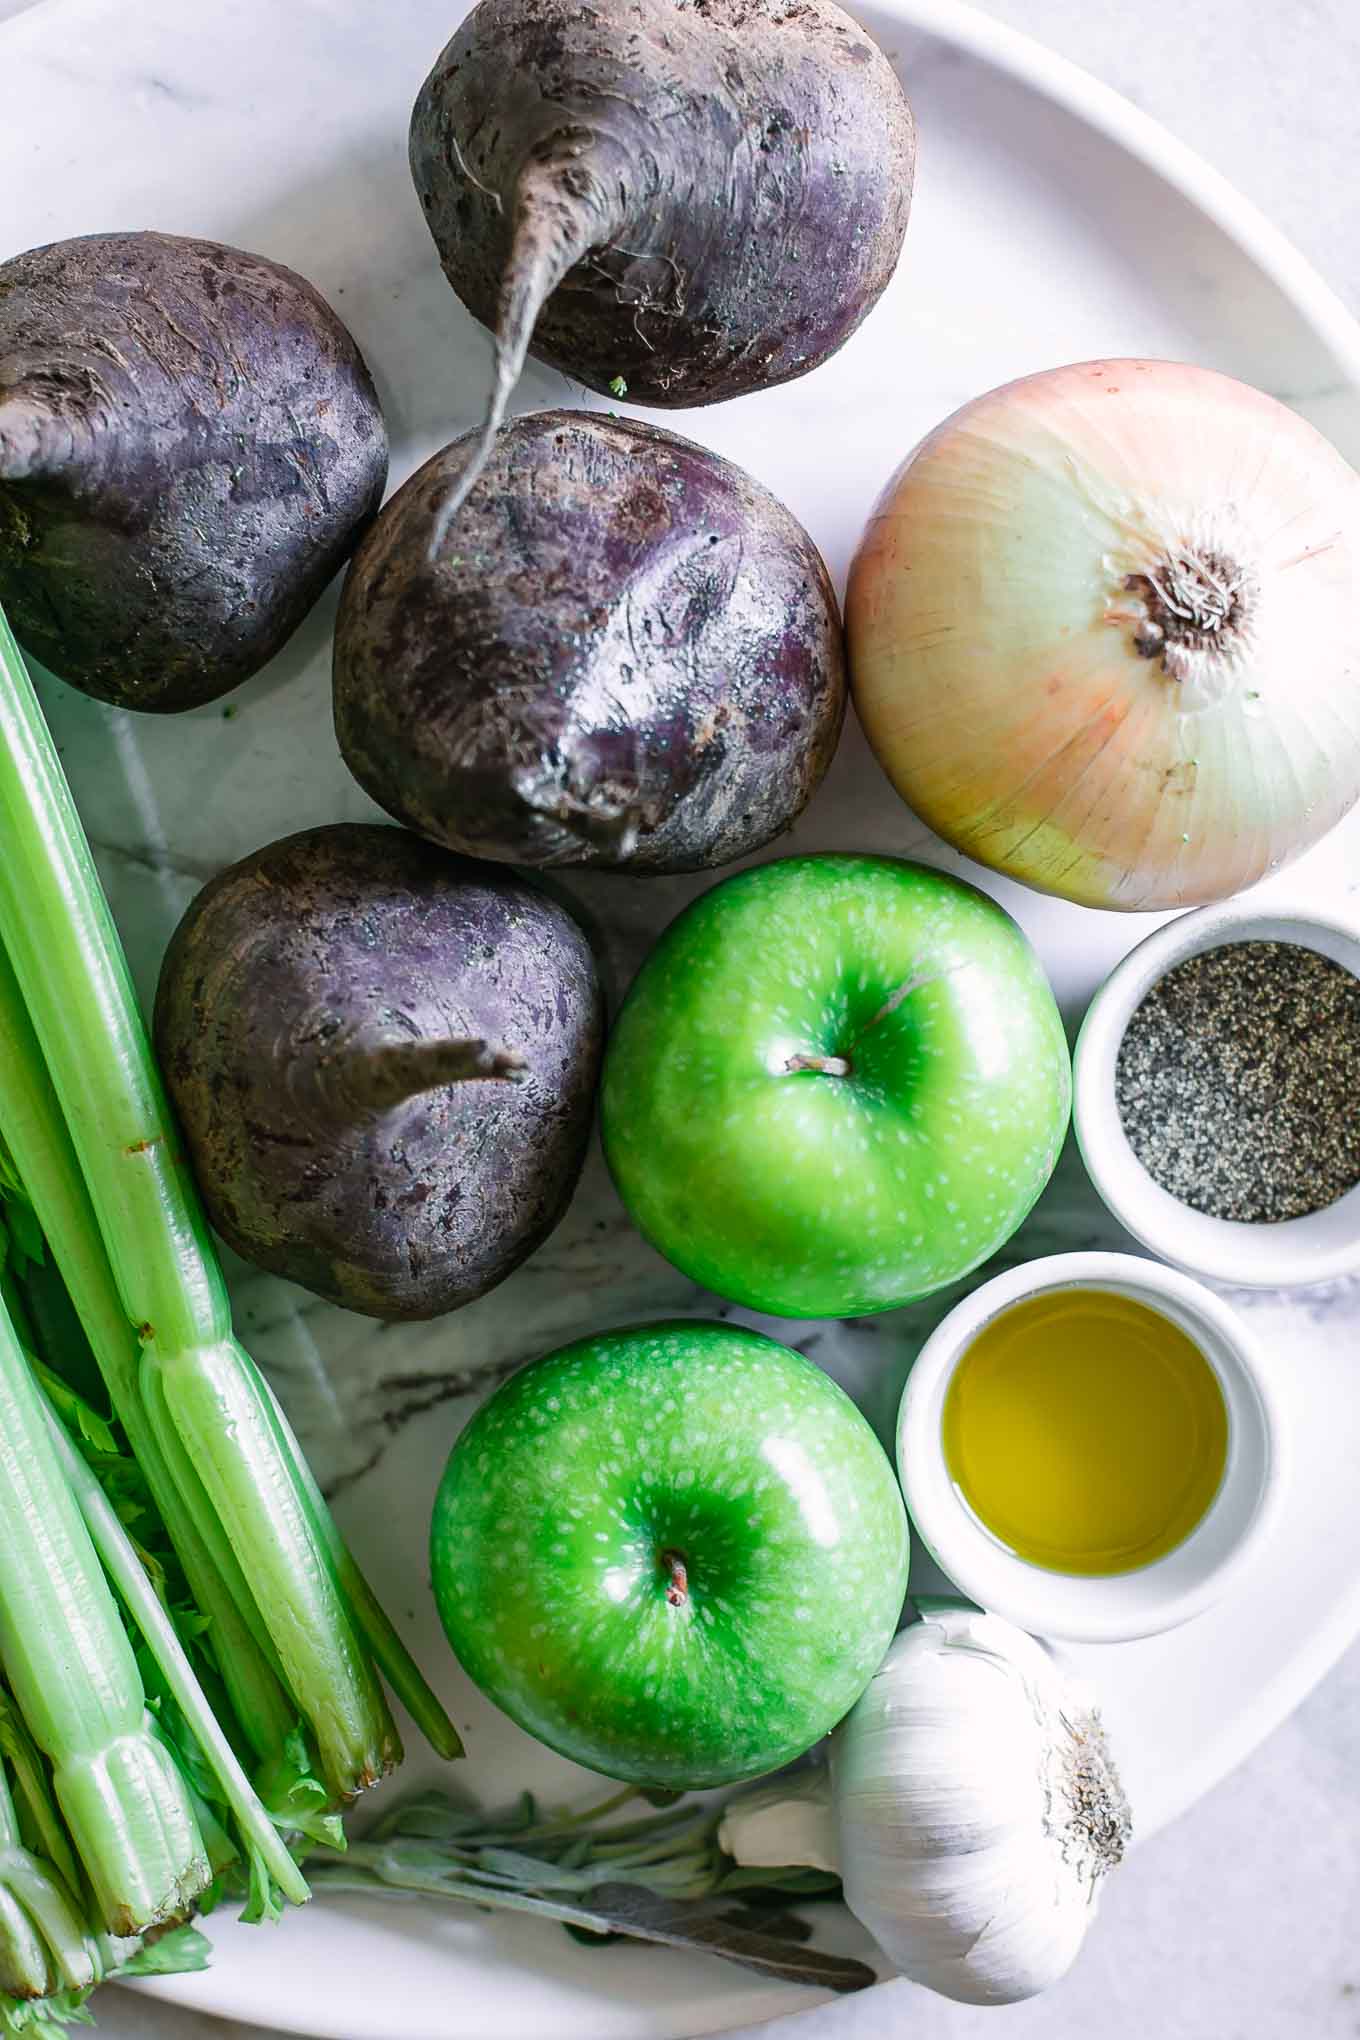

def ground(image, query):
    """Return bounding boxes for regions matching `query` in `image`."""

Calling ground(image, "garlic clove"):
[716,1769,839,1876]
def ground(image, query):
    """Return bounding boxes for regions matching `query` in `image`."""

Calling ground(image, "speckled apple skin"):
[600,855,1071,1317]
[429,1321,909,1788]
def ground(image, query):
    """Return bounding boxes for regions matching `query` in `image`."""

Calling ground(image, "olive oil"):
[942,1289,1228,1576]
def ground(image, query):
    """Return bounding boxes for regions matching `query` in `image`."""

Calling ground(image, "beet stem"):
[427,163,624,559]
[334,1038,528,1115]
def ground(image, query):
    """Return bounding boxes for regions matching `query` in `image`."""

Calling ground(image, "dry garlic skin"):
[829,1611,1130,2005]
[847,359,1360,910]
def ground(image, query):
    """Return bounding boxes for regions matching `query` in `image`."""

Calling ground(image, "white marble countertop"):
[2,0,1357,2034]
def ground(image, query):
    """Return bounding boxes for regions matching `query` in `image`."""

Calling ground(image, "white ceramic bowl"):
[897,1252,1284,1643]
[1073,902,1360,1288]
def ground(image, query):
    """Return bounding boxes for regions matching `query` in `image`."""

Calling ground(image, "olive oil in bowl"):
[942,1289,1228,1576]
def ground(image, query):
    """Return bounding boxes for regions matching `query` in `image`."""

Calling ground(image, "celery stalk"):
[0,1698,217,2024]
[0,607,454,1797]
[0,1292,208,1937]
[0,1695,83,1908]
[36,1396,309,1911]
[0,1880,51,2001]
[0,1751,53,2005]
[0,946,297,1773]
[0,1744,101,1998]
[139,1349,397,1797]
[258,1382,464,1761]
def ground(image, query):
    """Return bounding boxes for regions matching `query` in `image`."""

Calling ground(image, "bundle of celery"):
[0,604,459,2032]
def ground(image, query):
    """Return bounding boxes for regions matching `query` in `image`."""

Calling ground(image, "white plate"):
[3,1,1360,2035]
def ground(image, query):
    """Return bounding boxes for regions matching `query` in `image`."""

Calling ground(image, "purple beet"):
[154,824,603,1321]
[332,409,846,872]
[0,231,387,711]
[409,0,915,536]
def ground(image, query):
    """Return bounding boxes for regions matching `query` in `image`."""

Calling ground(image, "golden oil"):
[942,1289,1228,1576]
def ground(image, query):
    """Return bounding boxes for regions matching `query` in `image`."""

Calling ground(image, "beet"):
[0,231,387,711]
[410,0,914,538]
[153,824,603,1321]
[333,409,845,872]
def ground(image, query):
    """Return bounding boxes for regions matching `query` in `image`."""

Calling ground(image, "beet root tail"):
[316,1037,529,1120]
[0,393,69,483]
[427,157,624,560]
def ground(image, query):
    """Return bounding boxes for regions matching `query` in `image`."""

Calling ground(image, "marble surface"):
[1,0,1358,2033]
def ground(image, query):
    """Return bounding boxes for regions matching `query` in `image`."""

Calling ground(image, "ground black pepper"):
[1114,939,1360,1223]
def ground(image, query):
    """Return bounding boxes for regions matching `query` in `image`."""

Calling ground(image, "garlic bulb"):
[848,359,1360,910]
[720,1606,1131,2006]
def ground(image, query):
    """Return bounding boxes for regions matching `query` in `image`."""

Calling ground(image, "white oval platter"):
[2,0,1359,2034]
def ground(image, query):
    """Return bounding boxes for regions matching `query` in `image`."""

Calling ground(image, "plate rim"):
[6,0,1354,2028]
[898,0,1360,388]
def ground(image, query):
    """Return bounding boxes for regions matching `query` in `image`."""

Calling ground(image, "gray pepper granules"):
[1114,939,1360,1223]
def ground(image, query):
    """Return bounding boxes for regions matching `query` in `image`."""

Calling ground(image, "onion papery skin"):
[847,360,1360,910]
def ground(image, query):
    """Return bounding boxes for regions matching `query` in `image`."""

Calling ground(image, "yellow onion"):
[847,360,1360,909]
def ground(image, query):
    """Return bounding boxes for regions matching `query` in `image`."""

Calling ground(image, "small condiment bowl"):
[897,1252,1284,1643]
[1073,902,1360,1289]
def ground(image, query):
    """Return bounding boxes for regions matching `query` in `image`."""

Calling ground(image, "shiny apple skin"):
[600,854,1071,1317]
[430,1320,909,1788]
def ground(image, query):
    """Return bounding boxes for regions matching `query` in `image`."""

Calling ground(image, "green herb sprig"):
[303,1787,872,1994]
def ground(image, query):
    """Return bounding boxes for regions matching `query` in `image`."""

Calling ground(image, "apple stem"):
[784,1053,852,1078]
[661,1550,688,1608]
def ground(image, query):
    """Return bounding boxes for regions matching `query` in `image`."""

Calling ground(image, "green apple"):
[601,855,1070,1317]
[430,1321,909,1788]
